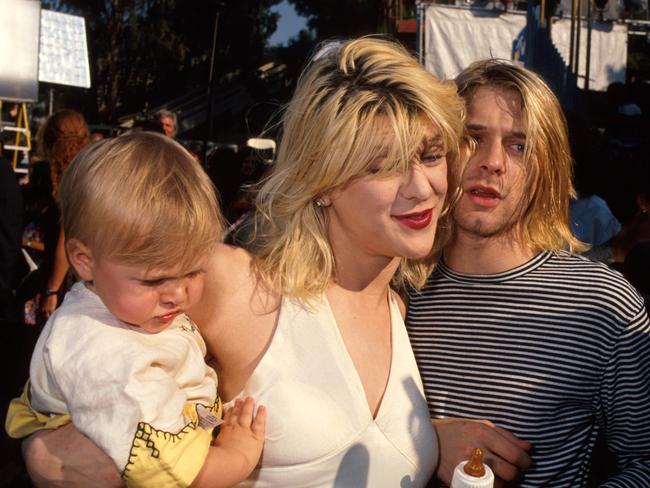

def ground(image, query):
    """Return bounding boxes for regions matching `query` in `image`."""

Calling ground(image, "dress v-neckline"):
[321,291,396,422]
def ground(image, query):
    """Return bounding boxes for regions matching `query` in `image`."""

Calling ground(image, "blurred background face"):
[160,116,176,137]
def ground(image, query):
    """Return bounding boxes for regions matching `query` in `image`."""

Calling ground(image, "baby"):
[6,132,265,487]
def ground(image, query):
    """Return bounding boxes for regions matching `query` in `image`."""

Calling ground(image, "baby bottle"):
[450,448,495,488]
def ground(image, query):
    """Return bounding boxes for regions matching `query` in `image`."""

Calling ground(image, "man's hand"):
[433,418,532,488]
[22,424,122,488]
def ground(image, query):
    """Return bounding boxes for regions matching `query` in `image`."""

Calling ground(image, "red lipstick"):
[395,209,433,230]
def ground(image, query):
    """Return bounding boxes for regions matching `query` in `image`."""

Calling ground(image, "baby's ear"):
[66,239,95,281]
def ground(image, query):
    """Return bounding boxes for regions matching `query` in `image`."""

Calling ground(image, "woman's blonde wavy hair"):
[250,37,464,300]
[455,59,587,253]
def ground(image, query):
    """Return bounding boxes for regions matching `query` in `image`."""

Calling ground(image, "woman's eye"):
[422,153,443,165]
[368,166,382,175]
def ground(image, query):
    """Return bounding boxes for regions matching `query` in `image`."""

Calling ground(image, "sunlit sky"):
[267,0,309,46]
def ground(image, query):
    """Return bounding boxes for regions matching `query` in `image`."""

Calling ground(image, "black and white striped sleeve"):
[599,304,650,487]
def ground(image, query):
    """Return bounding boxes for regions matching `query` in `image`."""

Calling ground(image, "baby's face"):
[88,258,206,333]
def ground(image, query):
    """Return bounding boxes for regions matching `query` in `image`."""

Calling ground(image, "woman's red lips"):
[394,209,433,229]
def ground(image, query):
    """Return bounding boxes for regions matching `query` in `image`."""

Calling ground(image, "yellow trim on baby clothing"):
[122,399,222,488]
[5,381,71,439]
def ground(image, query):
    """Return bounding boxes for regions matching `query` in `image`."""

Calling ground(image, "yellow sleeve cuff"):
[123,400,222,488]
[5,381,71,439]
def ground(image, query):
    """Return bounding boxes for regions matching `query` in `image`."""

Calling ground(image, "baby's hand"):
[191,397,266,487]
[215,397,266,473]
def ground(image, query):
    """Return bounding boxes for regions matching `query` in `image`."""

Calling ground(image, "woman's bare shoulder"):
[190,245,252,330]
[191,244,279,335]
[209,243,253,276]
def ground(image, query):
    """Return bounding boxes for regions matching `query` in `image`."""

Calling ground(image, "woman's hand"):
[23,424,123,487]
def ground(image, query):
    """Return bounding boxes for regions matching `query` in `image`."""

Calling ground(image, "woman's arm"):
[43,224,69,319]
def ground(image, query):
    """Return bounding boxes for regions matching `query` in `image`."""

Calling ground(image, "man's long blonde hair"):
[250,37,464,300]
[456,59,586,253]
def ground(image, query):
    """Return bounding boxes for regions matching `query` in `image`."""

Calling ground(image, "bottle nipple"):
[463,448,486,477]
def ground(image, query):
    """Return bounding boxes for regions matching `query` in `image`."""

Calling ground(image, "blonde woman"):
[22,37,463,487]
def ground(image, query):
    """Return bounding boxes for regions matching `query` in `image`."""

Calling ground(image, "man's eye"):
[511,143,525,153]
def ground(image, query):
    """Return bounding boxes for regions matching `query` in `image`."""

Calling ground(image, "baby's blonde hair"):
[59,131,224,270]
[251,37,464,299]
[456,59,586,253]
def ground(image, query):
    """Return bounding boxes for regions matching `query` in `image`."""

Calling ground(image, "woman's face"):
[325,125,448,264]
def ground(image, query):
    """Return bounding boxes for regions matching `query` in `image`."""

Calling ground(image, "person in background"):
[39,110,90,320]
[157,109,177,138]
[407,59,650,487]
[566,110,621,263]
[226,146,269,226]
[569,193,620,261]
[90,131,106,143]
[610,166,650,265]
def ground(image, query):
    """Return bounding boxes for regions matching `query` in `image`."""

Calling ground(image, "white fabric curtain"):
[424,5,627,91]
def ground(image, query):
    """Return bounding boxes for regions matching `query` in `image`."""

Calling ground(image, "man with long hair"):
[408,60,650,487]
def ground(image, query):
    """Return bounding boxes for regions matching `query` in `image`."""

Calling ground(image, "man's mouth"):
[466,186,501,207]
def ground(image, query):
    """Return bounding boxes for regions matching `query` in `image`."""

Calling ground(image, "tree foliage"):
[288,0,386,40]
[42,0,280,122]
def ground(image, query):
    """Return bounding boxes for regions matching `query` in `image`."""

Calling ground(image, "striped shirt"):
[407,251,650,487]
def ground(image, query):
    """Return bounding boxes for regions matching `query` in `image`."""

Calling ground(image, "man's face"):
[160,116,176,137]
[453,86,529,240]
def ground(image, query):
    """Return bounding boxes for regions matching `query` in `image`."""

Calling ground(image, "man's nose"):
[479,139,505,175]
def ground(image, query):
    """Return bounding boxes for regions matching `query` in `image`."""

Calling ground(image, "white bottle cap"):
[450,460,495,488]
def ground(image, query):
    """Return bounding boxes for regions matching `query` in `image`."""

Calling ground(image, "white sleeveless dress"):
[233,291,437,487]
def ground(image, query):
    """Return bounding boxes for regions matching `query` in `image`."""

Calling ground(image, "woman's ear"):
[66,239,95,281]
